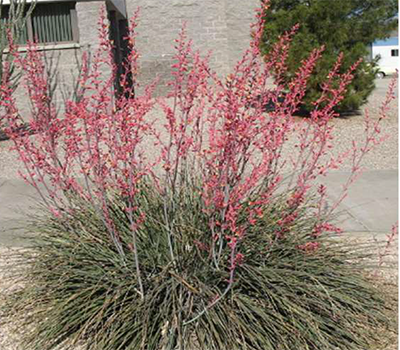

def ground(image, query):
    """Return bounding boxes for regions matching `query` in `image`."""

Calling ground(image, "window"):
[391,49,399,57]
[1,2,79,45]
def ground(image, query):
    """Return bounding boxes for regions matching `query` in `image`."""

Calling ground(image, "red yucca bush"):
[0,2,397,350]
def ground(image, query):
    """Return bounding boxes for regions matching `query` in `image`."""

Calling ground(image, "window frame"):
[2,1,79,46]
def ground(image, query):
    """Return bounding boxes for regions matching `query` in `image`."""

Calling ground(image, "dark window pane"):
[32,2,75,43]
[391,49,399,57]
[1,2,77,45]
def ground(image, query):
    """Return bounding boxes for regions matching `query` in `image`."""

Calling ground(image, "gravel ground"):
[329,77,398,170]
[0,249,21,350]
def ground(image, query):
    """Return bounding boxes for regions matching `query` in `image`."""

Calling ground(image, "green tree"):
[261,0,398,113]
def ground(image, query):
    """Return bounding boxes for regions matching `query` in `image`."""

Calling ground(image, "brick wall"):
[126,0,259,93]
[7,0,260,119]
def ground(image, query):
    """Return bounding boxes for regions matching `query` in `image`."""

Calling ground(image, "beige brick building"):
[3,0,259,111]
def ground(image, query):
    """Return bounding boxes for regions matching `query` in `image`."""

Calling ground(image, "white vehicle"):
[372,37,399,78]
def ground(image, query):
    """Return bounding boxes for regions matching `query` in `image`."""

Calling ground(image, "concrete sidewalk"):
[0,170,398,246]
[323,170,398,235]
[0,178,42,246]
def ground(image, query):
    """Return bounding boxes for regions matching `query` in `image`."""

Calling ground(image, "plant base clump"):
[2,186,394,350]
